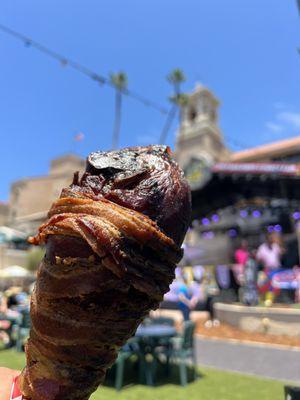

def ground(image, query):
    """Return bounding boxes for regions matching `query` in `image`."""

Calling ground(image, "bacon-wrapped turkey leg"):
[20,145,191,400]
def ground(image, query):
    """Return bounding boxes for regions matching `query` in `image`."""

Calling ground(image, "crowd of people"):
[236,231,300,272]
[234,232,300,301]
[0,286,31,347]
[164,232,300,323]
[164,266,221,326]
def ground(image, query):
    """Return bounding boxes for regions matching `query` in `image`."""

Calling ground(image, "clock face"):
[183,156,212,190]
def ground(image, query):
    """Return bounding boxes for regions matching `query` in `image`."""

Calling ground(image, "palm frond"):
[167,68,186,85]
[110,72,128,90]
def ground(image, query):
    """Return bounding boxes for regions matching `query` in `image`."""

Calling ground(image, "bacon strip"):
[20,145,191,400]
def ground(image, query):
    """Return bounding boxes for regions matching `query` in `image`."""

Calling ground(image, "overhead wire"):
[0,23,259,149]
[0,22,168,115]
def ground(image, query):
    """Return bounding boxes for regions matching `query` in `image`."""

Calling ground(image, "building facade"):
[231,137,300,163]
[0,203,9,226]
[8,154,84,234]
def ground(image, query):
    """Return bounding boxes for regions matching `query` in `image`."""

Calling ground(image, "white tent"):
[0,226,27,243]
[0,265,30,278]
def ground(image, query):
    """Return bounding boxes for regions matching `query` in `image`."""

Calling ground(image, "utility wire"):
[0,23,258,147]
[0,22,168,114]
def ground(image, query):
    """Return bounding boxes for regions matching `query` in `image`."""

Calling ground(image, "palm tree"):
[110,72,128,149]
[159,68,187,144]
[167,68,186,96]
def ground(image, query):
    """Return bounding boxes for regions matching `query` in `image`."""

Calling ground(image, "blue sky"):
[0,0,300,200]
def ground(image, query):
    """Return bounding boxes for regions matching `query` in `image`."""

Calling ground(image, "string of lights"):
[192,205,300,239]
[0,22,168,115]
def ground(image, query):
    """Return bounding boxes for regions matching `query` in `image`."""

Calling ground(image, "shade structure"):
[0,265,31,278]
[191,162,300,219]
[0,226,27,244]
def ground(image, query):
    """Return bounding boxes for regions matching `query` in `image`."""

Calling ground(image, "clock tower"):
[175,83,229,173]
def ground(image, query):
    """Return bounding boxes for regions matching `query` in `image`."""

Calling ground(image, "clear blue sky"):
[0,0,300,200]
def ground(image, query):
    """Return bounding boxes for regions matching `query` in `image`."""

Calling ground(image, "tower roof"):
[188,82,220,105]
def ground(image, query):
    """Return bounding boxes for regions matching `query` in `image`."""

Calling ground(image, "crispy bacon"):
[20,145,191,400]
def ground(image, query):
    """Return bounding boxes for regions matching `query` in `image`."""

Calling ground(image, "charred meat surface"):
[84,145,190,246]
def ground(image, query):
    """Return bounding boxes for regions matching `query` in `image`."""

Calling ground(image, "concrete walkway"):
[195,336,300,382]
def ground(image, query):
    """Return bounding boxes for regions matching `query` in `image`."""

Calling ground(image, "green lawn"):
[0,349,285,400]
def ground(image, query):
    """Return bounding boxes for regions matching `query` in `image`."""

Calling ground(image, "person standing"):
[256,233,283,274]
[234,239,249,267]
[256,232,284,303]
[176,273,192,321]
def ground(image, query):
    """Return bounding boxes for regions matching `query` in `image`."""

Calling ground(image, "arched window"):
[188,107,197,122]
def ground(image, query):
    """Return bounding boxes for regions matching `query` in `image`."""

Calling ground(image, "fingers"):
[0,368,20,400]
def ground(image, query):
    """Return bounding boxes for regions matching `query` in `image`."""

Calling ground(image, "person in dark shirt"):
[281,237,299,269]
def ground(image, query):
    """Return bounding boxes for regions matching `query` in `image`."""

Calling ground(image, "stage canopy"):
[190,162,300,219]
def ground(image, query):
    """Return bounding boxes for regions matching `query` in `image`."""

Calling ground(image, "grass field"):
[0,349,285,400]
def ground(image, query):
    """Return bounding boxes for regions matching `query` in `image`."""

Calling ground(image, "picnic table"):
[135,324,177,385]
[114,321,195,389]
[136,324,177,339]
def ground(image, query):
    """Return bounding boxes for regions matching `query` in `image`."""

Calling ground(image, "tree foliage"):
[110,72,128,91]
[25,247,45,271]
[159,68,187,144]
[167,68,186,89]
